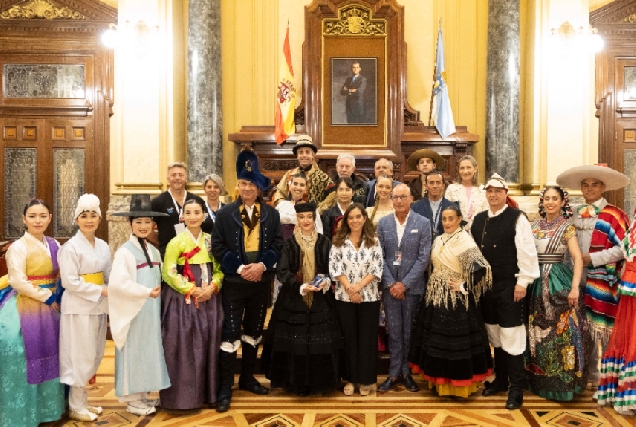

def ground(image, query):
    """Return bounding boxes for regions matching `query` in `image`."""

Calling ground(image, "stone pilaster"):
[485,0,520,183]
[187,0,223,182]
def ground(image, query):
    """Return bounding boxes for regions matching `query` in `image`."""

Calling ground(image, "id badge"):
[393,251,402,266]
[174,223,186,234]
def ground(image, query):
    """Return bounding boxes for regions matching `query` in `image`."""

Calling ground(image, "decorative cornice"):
[1,0,84,19]
[590,0,636,25]
[323,4,386,36]
[625,13,636,23]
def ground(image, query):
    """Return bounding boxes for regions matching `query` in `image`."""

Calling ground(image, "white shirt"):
[394,211,411,247]
[570,198,624,267]
[59,231,111,315]
[487,206,540,288]
[276,200,324,234]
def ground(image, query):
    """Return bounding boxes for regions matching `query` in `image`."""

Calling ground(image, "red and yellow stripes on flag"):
[275,25,296,145]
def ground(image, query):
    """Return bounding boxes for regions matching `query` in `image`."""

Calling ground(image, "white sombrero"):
[556,165,630,192]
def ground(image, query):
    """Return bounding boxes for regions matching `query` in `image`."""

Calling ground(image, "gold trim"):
[323,5,386,36]
[625,14,636,24]
[1,0,86,20]
[112,182,164,195]
[506,183,523,197]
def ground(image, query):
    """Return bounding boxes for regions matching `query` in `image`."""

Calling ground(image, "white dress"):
[445,183,488,228]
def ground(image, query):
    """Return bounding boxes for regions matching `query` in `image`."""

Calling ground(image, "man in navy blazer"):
[411,169,457,239]
[376,184,431,392]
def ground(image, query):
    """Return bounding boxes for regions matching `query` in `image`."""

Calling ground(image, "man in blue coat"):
[376,184,431,392]
[411,169,457,240]
[212,149,283,413]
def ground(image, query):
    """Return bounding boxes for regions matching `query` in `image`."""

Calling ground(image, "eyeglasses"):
[393,195,410,201]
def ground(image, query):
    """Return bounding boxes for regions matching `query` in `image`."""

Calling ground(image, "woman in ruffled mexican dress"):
[598,211,636,415]
[409,204,493,398]
[526,186,589,401]
[0,199,65,427]
[161,198,224,410]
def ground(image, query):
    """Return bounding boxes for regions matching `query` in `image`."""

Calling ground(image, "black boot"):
[505,352,525,410]
[483,347,509,396]
[238,343,269,395]
[216,351,236,413]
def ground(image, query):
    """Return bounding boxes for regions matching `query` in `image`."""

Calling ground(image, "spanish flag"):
[275,25,296,145]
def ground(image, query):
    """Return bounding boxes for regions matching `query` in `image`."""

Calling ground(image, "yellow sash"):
[81,272,105,285]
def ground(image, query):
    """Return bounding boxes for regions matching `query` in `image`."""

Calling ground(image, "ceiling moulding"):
[0,0,116,21]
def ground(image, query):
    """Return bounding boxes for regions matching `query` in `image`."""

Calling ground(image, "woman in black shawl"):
[263,202,344,396]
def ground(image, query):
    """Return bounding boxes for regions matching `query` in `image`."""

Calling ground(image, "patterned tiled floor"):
[43,341,636,427]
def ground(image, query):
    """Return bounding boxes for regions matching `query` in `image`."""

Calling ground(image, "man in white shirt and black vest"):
[471,173,539,410]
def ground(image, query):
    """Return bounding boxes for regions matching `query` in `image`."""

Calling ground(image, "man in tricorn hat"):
[213,149,283,413]
[273,134,333,206]
[471,173,539,410]
[556,164,630,396]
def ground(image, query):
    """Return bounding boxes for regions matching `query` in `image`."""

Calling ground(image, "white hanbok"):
[59,231,111,412]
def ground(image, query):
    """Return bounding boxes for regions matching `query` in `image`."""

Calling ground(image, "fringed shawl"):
[426,231,492,309]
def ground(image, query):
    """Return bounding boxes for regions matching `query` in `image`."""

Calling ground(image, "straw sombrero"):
[556,165,629,192]
[407,149,445,171]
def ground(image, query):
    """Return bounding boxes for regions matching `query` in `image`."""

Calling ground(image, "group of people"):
[2,134,636,427]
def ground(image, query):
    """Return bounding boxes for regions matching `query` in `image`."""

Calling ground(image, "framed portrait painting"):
[331,57,377,126]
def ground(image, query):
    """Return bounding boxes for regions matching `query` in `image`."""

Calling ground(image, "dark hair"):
[23,198,50,216]
[425,169,446,185]
[291,172,307,182]
[442,204,462,218]
[183,198,205,210]
[335,177,354,190]
[539,185,573,219]
[332,203,376,248]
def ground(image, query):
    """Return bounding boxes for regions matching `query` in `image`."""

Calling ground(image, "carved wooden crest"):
[1,0,83,19]
[590,0,636,25]
[0,0,116,21]
[323,4,386,36]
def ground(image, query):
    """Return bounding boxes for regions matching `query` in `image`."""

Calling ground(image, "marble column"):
[485,0,520,183]
[187,0,222,182]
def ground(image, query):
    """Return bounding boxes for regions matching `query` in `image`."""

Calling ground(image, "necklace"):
[440,230,461,253]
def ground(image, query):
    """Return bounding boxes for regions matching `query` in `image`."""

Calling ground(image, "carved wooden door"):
[616,59,636,216]
[0,117,94,242]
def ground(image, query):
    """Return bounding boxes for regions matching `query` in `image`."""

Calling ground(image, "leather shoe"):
[482,379,508,396]
[377,376,401,392]
[402,375,419,392]
[505,389,523,410]
[216,397,231,413]
[238,382,269,395]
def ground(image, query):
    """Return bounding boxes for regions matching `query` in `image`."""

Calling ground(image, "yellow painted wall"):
[221,0,493,187]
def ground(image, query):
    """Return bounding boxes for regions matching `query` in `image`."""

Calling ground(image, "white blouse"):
[445,183,489,225]
[329,236,383,302]
[276,200,324,233]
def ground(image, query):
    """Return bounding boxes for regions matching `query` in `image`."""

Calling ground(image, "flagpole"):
[427,18,442,126]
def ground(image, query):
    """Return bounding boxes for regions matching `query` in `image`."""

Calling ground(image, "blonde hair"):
[456,155,478,185]
[167,162,187,172]
[370,175,393,223]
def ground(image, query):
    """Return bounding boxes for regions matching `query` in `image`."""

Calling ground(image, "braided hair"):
[538,185,573,219]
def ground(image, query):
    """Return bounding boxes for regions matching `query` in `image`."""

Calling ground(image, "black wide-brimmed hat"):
[112,194,169,218]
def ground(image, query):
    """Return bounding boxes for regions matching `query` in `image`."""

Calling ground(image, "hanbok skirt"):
[0,291,65,427]
[598,262,636,410]
[409,293,492,398]
[160,264,223,409]
[526,263,589,401]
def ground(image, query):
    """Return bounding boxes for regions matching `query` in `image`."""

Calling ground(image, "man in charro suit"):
[340,61,367,124]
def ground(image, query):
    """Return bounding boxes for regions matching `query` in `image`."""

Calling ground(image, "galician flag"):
[275,25,296,145]
[431,25,456,139]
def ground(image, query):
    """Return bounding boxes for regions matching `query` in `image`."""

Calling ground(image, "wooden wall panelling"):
[0,0,116,242]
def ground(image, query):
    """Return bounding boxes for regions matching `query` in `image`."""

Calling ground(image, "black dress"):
[263,234,345,394]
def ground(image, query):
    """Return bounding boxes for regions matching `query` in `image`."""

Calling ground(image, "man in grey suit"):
[376,184,432,392]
